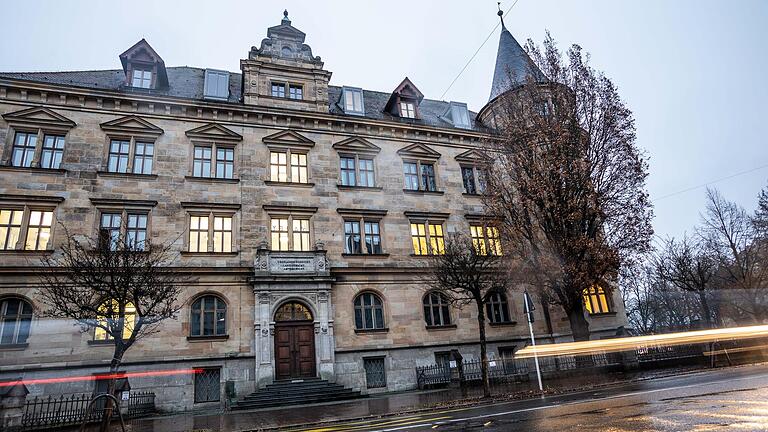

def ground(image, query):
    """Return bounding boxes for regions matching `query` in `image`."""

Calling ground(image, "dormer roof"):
[384,77,424,117]
[119,39,168,88]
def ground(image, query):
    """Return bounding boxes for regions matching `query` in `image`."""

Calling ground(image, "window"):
[486,292,511,324]
[270,216,311,251]
[193,146,212,177]
[270,150,308,183]
[11,132,37,168]
[364,357,387,389]
[423,292,451,327]
[342,87,365,115]
[0,208,54,251]
[275,302,313,321]
[194,368,221,403]
[364,221,382,254]
[107,140,131,173]
[339,155,375,187]
[216,148,234,179]
[400,101,416,118]
[583,285,612,314]
[410,221,444,255]
[289,84,303,100]
[188,214,233,253]
[41,135,65,169]
[461,166,487,195]
[449,102,471,129]
[271,82,286,98]
[203,69,230,100]
[354,292,385,330]
[99,210,149,251]
[403,161,438,192]
[132,142,154,175]
[0,298,33,345]
[94,302,136,341]
[131,69,152,89]
[344,220,361,254]
[190,295,227,337]
[470,225,502,256]
[24,210,53,251]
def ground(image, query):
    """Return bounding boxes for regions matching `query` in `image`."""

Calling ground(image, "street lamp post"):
[524,290,544,392]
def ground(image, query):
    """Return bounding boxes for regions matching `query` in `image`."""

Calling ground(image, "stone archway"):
[273,301,316,379]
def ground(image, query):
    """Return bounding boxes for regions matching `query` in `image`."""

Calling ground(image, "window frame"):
[8,129,68,170]
[461,165,487,195]
[409,219,445,256]
[402,159,439,192]
[97,208,150,251]
[105,136,156,176]
[203,69,230,100]
[353,292,386,331]
[486,291,512,324]
[469,223,502,256]
[189,294,228,338]
[423,291,452,328]
[583,285,613,315]
[191,142,236,180]
[339,153,376,188]
[130,68,153,89]
[270,80,306,101]
[343,217,384,255]
[268,214,313,252]
[399,101,417,118]
[0,205,55,251]
[341,86,365,115]
[0,297,33,346]
[185,210,236,254]
[269,149,309,184]
[93,301,137,342]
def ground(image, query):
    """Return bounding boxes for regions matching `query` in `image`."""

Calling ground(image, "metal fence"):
[21,391,155,431]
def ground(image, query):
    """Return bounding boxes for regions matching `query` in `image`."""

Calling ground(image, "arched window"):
[423,292,452,327]
[583,286,611,315]
[485,292,511,324]
[191,295,227,337]
[94,301,136,341]
[354,293,385,330]
[0,298,33,345]
[274,302,313,322]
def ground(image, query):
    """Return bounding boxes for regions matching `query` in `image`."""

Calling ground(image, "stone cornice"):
[0,77,491,150]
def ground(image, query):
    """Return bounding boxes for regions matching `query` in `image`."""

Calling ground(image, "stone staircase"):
[232,377,365,410]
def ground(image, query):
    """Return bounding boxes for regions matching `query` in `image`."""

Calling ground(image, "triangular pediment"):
[100,115,163,136]
[455,149,488,164]
[397,143,441,160]
[2,106,75,130]
[186,123,242,142]
[262,129,314,148]
[332,137,380,155]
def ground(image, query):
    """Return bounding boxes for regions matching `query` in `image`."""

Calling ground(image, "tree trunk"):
[567,304,591,342]
[698,290,713,329]
[476,302,491,398]
[99,347,124,432]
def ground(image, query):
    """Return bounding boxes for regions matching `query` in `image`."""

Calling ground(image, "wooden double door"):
[274,321,316,379]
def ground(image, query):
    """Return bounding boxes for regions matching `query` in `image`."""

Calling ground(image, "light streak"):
[0,368,202,388]
[515,324,768,358]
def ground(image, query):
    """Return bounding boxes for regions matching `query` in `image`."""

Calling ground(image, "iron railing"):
[20,391,155,431]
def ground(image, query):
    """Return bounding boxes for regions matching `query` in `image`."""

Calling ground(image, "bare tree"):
[422,233,508,398]
[754,183,768,235]
[654,236,718,328]
[700,188,768,323]
[36,228,189,429]
[483,33,653,341]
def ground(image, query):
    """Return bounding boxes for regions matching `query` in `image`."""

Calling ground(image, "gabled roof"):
[488,22,546,101]
[119,39,168,88]
[454,149,487,164]
[332,137,381,155]
[262,129,314,148]
[2,106,76,130]
[100,115,163,136]
[384,77,424,115]
[397,143,441,160]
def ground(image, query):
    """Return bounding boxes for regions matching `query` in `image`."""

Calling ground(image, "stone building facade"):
[0,12,628,411]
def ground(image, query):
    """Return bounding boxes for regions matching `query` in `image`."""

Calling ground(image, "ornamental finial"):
[282,9,290,24]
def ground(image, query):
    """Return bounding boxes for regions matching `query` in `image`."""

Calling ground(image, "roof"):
[489,24,546,101]
[0,67,482,132]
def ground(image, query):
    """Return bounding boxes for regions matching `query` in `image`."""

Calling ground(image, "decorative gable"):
[2,106,76,131]
[332,137,380,155]
[397,143,441,161]
[185,123,242,142]
[119,39,168,89]
[262,129,314,149]
[384,77,425,118]
[455,149,488,164]
[100,115,163,136]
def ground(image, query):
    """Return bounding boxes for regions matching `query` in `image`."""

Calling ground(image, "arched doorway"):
[274,301,316,379]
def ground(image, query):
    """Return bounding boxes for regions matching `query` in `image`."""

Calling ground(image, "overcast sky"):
[1,0,766,241]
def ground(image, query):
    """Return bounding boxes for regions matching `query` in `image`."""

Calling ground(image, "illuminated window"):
[190,295,227,337]
[1,208,55,251]
[24,210,53,251]
[188,216,208,252]
[583,286,611,314]
[470,225,502,256]
[354,292,385,330]
[423,292,451,327]
[94,302,136,341]
[292,219,310,251]
[290,153,308,183]
[410,221,444,255]
[187,213,233,253]
[270,216,311,251]
[0,209,23,250]
[0,298,33,345]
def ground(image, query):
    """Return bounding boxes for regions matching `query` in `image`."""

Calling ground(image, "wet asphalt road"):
[300,365,768,431]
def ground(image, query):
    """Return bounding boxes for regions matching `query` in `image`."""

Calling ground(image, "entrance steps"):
[232,377,365,409]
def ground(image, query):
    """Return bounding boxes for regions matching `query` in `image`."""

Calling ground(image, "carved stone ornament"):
[314,327,320,334]
[318,292,328,301]
[269,328,275,336]
[321,326,328,334]
[261,328,269,337]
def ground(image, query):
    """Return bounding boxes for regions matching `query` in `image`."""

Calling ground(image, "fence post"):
[0,379,29,431]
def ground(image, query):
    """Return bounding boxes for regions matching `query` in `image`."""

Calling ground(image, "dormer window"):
[131,69,152,89]
[289,84,303,100]
[400,102,416,119]
[446,102,471,129]
[341,87,365,115]
[271,83,286,98]
[204,69,230,100]
[384,78,424,120]
[119,39,168,90]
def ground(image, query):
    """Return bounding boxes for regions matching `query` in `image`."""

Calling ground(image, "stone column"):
[0,380,29,431]
[316,290,336,381]
[255,292,275,389]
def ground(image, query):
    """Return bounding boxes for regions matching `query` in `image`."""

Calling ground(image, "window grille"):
[364,357,386,389]
[194,368,220,403]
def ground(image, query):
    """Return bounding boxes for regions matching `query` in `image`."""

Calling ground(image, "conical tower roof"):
[489,19,545,101]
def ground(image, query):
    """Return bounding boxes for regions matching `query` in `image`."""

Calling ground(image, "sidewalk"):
[124,366,708,432]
